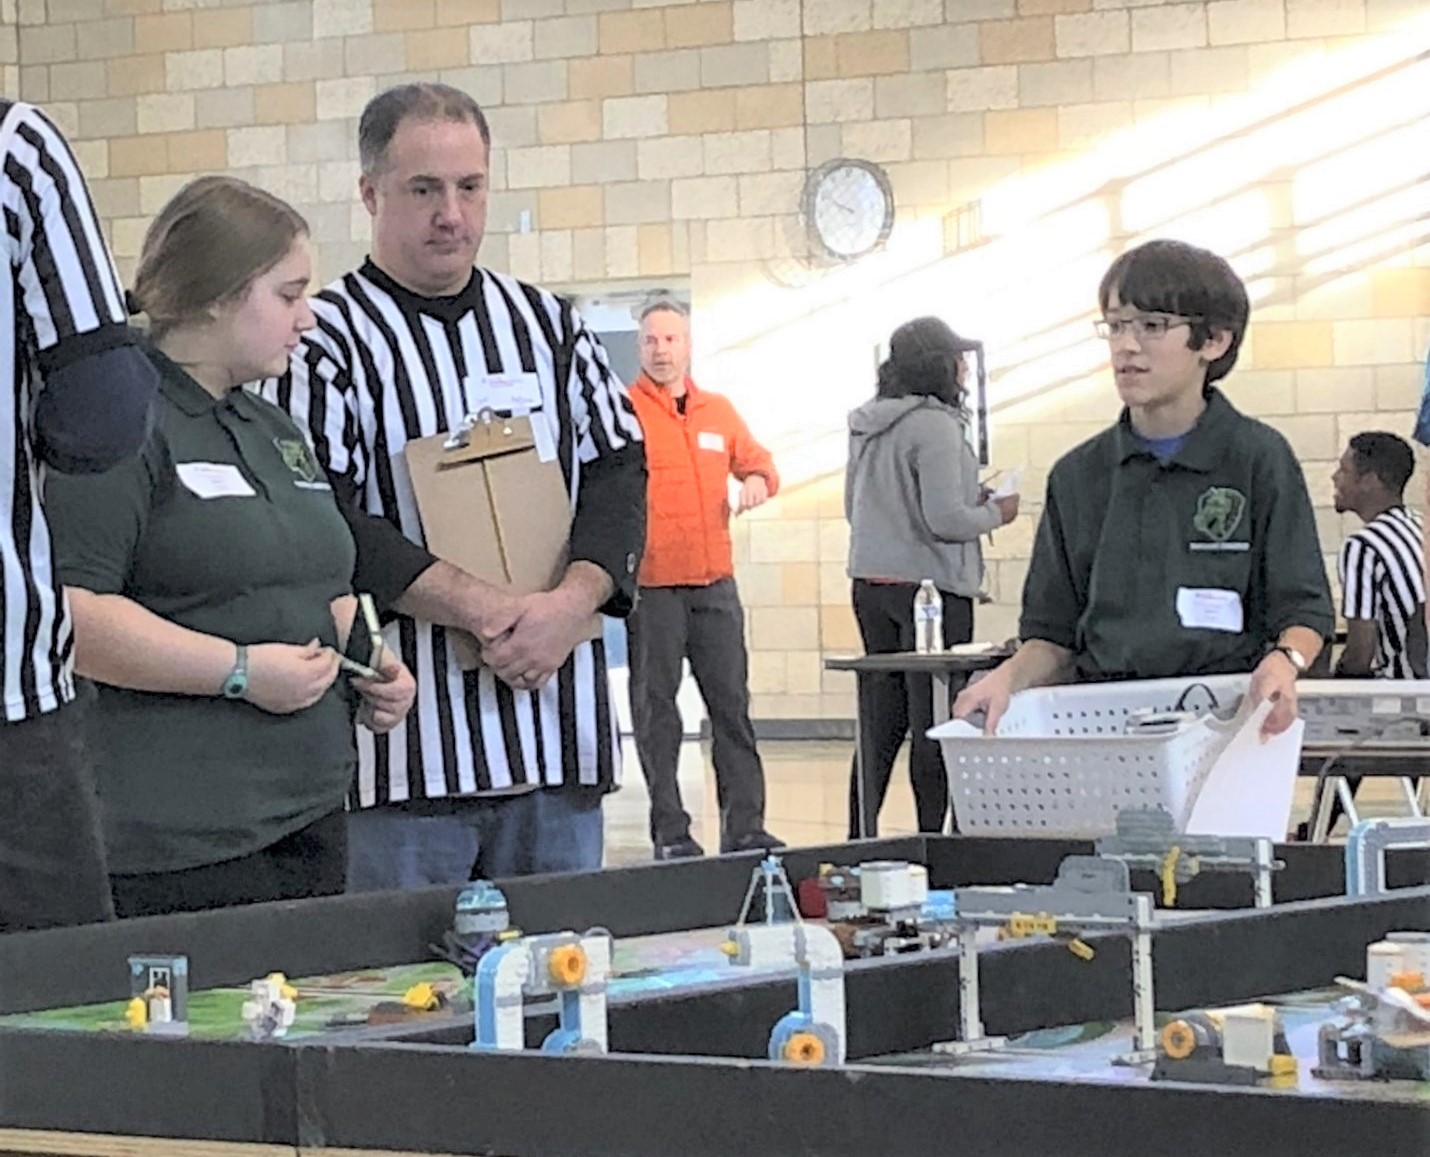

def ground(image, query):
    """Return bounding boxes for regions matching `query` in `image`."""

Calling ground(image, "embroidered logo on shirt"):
[274,438,331,491]
[1190,486,1248,552]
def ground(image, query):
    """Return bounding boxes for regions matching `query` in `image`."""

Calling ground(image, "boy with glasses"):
[955,239,1333,737]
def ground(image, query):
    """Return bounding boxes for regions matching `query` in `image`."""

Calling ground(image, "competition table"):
[0,837,1424,1157]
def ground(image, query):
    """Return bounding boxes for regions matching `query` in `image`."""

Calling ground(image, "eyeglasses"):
[1093,314,1200,341]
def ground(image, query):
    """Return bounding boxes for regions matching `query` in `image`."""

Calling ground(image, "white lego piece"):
[860,861,927,913]
[1385,932,1430,981]
[1367,941,1405,989]
[1220,1005,1276,1071]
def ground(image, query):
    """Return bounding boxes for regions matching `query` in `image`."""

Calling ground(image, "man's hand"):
[736,475,770,515]
[354,648,416,733]
[952,666,1015,735]
[480,589,590,691]
[462,586,523,651]
[1248,651,1299,739]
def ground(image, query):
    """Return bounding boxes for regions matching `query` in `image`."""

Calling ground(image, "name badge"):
[1175,587,1243,634]
[697,431,726,453]
[466,372,543,414]
[176,462,256,500]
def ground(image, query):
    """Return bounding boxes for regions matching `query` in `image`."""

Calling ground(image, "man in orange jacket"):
[627,300,784,859]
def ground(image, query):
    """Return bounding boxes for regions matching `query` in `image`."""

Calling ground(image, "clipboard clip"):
[443,407,514,450]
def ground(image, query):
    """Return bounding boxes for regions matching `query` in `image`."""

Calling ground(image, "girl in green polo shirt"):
[46,177,415,918]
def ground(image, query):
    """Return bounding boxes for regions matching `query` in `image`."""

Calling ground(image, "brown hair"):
[359,83,491,176]
[129,176,308,339]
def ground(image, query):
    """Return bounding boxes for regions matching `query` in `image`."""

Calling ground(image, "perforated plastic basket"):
[929,675,1264,838]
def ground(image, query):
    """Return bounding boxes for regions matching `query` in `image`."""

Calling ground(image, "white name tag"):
[466,372,543,413]
[697,431,726,453]
[1175,587,1244,633]
[176,462,256,499]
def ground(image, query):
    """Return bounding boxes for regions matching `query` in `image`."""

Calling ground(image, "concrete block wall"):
[8,0,1427,723]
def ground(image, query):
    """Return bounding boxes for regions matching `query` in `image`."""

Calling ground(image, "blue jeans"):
[345,787,605,892]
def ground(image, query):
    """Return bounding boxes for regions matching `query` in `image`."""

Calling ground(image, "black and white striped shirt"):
[266,260,643,805]
[1338,505,1425,678]
[2,101,130,722]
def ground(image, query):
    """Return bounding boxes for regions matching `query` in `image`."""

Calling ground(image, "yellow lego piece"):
[1160,846,1181,907]
[124,996,148,1030]
[1066,938,1095,961]
[403,982,440,1012]
[1002,912,1057,939]
[1268,1054,1298,1078]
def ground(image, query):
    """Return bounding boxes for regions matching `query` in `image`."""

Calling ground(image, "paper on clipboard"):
[1183,699,1303,841]
[404,412,600,670]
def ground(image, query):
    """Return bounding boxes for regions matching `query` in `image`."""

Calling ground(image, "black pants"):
[627,579,766,848]
[112,810,347,919]
[0,695,114,932]
[849,579,974,837]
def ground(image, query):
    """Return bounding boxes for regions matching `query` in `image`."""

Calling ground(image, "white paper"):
[990,468,1021,498]
[176,462,256,499]
[697,430,726,453]
[1176,586,1244,633]
[1184,700,1303,841]
[466,372,544,414]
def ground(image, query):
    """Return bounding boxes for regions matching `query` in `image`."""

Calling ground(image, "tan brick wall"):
[13,0,1428,721]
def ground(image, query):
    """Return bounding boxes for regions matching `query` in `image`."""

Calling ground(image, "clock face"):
[806,160,894,260]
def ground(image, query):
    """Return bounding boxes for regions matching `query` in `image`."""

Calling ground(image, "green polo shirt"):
[47,350,358,874]
[1020,388,1334,681]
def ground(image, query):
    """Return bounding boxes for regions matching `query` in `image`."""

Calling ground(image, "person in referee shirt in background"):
[1332,432,1426,680]
[267,83,647,891]
[0,100,156,930]
[1316,431,1426,835]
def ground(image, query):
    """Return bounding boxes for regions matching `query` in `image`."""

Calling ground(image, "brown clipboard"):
[405,411,601,670]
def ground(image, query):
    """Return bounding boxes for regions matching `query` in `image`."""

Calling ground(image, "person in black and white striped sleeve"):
[264,84,646,891]
[0,100,157,929]
[1332,431,1426,679]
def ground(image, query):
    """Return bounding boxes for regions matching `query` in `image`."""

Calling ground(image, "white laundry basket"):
[928,674,1301,839]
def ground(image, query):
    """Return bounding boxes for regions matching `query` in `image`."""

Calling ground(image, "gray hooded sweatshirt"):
[845,396,1001,598]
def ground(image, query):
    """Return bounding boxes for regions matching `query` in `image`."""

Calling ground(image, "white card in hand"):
[176,462,257,499]
[990,468,1021,498]
[1176,586,1244,633]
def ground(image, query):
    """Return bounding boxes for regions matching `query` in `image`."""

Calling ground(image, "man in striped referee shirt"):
[1,101,156,928]
[268,84,646,890]
[1332,432,1426,679]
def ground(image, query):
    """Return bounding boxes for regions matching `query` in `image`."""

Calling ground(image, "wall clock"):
[802,158,895,262]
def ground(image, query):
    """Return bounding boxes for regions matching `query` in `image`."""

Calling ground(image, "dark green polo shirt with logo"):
[1020,388,1334,681]
[47,350,357,875]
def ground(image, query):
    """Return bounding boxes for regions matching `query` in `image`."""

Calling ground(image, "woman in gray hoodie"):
[844,317,1019,837]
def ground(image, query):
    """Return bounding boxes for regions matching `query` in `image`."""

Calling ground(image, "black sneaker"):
[653,836,705,861]
[721,830,787,855]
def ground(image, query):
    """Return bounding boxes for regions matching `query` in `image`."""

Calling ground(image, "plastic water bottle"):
[914,580,943,654]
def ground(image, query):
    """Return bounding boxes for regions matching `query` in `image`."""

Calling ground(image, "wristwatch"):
[221,644,250,700]
[1269,644,1307,676]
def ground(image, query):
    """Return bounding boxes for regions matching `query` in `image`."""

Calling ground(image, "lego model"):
[472,930,611,1055]
[125,954,189,1037]
[725,856,847,1067]
[815,860,954,959]
[1151,1004,1296,1086]
[1315,932,1430,1081]
[734,855,800,926]
[936,856,1158,1064]
[1343,818,1430,897]
[433,880,521,974]
[241,973,298,1041]
[1095,807,1283,908]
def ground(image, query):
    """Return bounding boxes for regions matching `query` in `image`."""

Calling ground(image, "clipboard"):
[405,409,601,670]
